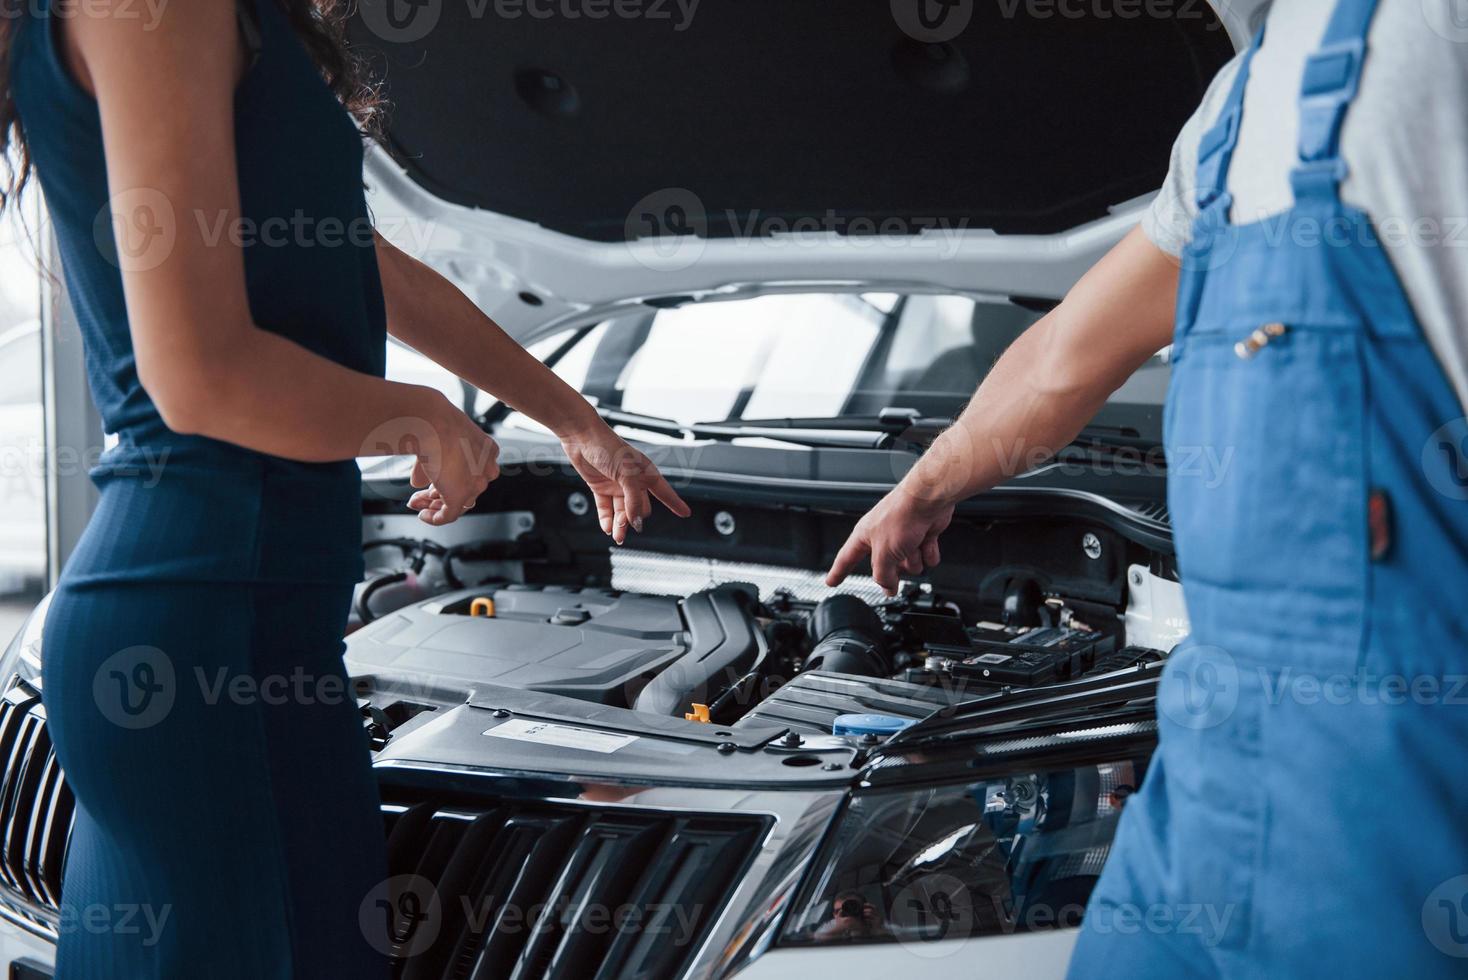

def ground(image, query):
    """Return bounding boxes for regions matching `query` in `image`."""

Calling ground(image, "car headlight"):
[0,589,50,684]
[779,752,1147,949]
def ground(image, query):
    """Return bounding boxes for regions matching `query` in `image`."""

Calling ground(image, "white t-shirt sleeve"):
[1140,55,1245,258]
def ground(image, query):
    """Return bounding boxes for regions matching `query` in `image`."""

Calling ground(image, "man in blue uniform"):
[828,2,1468,975]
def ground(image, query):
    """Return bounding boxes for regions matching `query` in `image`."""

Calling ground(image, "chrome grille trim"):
[0,675,73,939]
[380,794,768,980]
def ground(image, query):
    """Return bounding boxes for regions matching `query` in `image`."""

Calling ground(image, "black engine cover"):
[345,585,688,707]
[344,583,764,713]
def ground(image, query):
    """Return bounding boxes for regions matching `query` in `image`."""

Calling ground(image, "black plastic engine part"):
[344,584,688,706]
[355,569,410,626]
[734,670,968,735]
[942,625,1115,687]
[632,583,766,717]
[1086,645,1166,676]
[802,594,889,678]
[1001,576,1045,628]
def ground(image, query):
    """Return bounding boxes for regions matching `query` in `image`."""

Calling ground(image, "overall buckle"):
[1297,40,1367,163]
[1289,158,1348,201]
[1195,108,1240,210]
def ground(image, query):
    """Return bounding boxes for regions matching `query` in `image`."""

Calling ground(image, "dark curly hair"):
[0,0,385,213]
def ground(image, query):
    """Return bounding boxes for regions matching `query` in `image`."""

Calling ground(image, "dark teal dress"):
[12,0,390,974]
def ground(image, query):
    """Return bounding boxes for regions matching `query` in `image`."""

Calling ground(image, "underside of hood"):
[349,0,1235,242]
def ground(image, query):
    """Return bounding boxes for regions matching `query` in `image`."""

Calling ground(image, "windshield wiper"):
[695,407,954,447]
[592,407,691,438]
[595,406,911,450]
[700,407,934,431]
[1068,424,1156,453]
[595,407,1160,457]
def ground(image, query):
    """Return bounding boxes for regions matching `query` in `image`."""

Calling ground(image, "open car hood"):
[355,0,1263,343]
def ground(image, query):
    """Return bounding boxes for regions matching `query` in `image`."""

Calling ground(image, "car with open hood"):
[0,1,1265,976]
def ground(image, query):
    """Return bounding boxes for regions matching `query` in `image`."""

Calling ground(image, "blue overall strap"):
[1195,27,1265,212]
[1290,0,1384,201]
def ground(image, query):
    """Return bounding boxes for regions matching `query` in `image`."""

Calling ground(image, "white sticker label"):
[973,652,1012,665]
[482,718,637,754]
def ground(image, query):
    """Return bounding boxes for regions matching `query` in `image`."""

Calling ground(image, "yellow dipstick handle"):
[470,597,495,617]
[684,703,711,724]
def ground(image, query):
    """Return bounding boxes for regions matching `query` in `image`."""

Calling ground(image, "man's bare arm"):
[827,227,1181,593]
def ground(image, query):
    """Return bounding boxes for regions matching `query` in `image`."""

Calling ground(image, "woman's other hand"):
[406,397,501,525]
[559,421,692,544]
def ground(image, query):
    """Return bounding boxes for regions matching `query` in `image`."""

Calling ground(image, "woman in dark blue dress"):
[0,2,689,975]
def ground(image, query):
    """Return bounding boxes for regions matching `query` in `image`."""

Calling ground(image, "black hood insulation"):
[350,0,1234,240]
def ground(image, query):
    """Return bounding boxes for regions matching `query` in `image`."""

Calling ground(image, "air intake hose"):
[803,594,889,677]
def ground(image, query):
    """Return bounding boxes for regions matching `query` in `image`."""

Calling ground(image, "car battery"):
[933,623,1114,686]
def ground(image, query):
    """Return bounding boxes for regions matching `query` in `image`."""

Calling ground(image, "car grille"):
[380,797,767,980]
[0,677,73,937]
[0,678,768,980]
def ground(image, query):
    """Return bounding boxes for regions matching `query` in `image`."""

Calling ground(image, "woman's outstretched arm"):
[374,232,691,542]
[68,0,494,523]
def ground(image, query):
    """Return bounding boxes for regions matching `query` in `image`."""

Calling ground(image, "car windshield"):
[501,292,1168,440]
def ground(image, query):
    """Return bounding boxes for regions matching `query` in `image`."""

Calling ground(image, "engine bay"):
[346,559,1175,742]
[344,466,1187,755]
